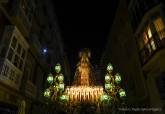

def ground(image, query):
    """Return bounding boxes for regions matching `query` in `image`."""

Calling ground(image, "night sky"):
[53,1,119,74]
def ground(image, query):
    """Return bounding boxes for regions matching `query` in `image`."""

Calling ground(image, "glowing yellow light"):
[105,74,111,83]
[58,74,64,82]
[65,86,103,103]
[147,27,152,38]
[154,18,165,40]
[44,89,51,97]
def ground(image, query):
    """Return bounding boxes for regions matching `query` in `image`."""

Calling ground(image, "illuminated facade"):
[128,1,165,114]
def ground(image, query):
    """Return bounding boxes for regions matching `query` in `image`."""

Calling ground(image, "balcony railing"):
[0,59,23,90]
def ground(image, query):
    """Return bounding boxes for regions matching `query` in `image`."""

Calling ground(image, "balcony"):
[0,59,23,90]
[140,31,165,64]
[0,25,29,91]
[24,80,37,98]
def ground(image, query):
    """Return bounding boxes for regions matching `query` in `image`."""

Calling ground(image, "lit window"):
[147,27,152,39]
[147,44,151,53]
[154,18,165,40]
[143,32,148,44]
[150,39,156,50]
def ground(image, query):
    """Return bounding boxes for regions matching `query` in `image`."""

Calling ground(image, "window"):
[7,48,14,61]
[21,0,34,23]
[150,39,156,50]
[11,37,17,49]
[17,43,21,54]
[154,18,165,40]
[139,26,157,63]
[147,27,152,39]
[21,49,26,59]
[7,36,26,71]
[146,44,152,53]
[143,32,149,44]
[13,54,19,67]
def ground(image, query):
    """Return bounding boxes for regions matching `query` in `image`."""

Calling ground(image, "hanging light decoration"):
[55,83,59,92]
[44,89,51,97]
[107,63,113,72]
[59,83,65,91]
[105,74,111,83]
[105,83,114,91]
[115,73,121,84]
[47,73,54,84]
[58,74,64,82]
[119,89,126,98]
[44,63,66,104]
[100,94,110,102]
[55,63,61,73]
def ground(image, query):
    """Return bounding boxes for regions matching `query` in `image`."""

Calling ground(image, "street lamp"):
[102,63,126,106]
[44,63,69,105]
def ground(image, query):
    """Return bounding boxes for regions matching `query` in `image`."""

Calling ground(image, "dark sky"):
[53,1,119,74]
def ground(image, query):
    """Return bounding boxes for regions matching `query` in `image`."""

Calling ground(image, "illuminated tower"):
[65,49,103,104]
[73,49,96,86]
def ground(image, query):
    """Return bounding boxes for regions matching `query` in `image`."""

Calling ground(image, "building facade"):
[128,0,165,113]
[101,0,165,114]
[0,0,70,114]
